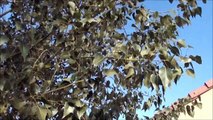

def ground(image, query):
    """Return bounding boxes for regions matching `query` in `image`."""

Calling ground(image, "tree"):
[0,0,205,119]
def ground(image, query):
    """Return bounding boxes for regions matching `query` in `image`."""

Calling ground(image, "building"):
[153,79,213,120]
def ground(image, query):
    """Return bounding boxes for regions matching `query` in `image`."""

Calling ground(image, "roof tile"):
[188,79,213,99]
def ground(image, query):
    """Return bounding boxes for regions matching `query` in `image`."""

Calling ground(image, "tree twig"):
[32,49,48,68]
[42,79,84,95]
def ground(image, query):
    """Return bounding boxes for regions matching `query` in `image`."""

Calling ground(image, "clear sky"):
[135,0,213,118]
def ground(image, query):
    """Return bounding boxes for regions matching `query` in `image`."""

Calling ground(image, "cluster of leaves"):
[0,0,204,119]
[153,96,202,120]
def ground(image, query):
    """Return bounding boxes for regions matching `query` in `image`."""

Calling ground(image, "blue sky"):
[135,0,212,118]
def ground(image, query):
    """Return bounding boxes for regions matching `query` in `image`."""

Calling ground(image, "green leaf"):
[150,74,159,92]
[140,49,149,56]
[153,11,159,18]
[0,79,6,91]
[144,73,151,88]
[67,58,76,64]
[36,107,47,120]
[142,100,151,111]
[61,51,70,59]
[159,67,173,89]
[19,45,29,61]
[63,102,74,118]
[175,16,188,27]
[74,100,84,107]
[77,105,87,119]
[170,46,180,56]
[0,53,8,62]
[135,14,143,24]
[186,69,195,78]
[161,15,172,25]
[180,56,192,63]
[177,39,186,48]
[126,68,134,78]
[194,55,202,64]
[112,33,124,40]
[38,62,44,69]
[12,99,26,110]
[104,69,117,76]
[15,21,22,30]
[93,54,105,67]
[0,35,9,45]
[133,44,141,52]
[195,7,202,17]
[63,77,72,83]
[186,105,194,117]
[68,1,76,15]
[196,103,202,109]
[190,55,202,64]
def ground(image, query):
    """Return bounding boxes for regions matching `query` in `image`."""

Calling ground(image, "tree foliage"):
[0,0,204,119]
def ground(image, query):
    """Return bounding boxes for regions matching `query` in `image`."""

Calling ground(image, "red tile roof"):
[153,79,213,119]
[188,79,213,99]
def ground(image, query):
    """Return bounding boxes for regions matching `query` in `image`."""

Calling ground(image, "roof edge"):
[188,79,213,99]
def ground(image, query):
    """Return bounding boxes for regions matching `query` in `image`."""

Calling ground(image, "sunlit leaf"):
[180,56,192,63]
[150,74,159,92]
[68,1,76,15]
[142,100,151,111]
[161,15,172,26]
[77,105,87,119]
[126,68,134,78]
[15,21,22,30]
[67,58,76,64]
[196,103,202,109]
[93,54,105,67]
[0,35,9,45]
[144,73,151,88]
[140,49,149,56]
[61,52,70,59]
[159,67,173,89]
[104,69,117,76]
[36,107,48,120]
[74,100,84,107]
[177,39,187,48]
[12,99,26,110]
[133,44,141,52]
[63,102,75,118]
[186,69,195,78]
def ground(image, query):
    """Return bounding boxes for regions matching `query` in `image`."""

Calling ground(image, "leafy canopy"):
[0,0,204,119]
